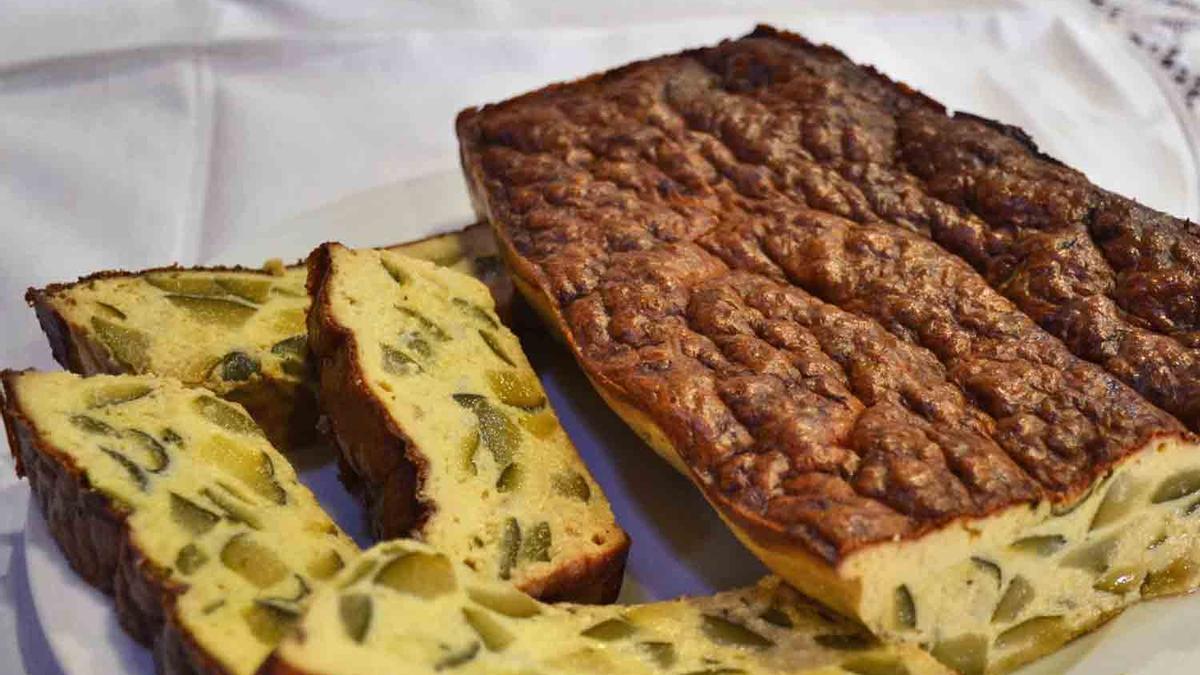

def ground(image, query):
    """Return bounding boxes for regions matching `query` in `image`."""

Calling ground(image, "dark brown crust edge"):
[255,655,305,675]
[1,370,229,675]
[305,242,629,603]
[743,23,1073,171]
[306,243,432,541]
[28,293,87,374]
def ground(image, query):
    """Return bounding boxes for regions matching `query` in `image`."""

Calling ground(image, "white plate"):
[22,6,1200,675]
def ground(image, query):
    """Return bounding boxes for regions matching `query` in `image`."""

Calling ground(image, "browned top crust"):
[457,25,1194,562]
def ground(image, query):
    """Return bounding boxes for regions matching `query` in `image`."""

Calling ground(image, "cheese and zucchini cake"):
[308,243,629,603]
[458,25,1200,673]
[27,223,511,450]
[261,539,950,675]
[0,371,359,674]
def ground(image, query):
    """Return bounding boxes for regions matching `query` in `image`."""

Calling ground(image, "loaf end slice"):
[1,371,358,675]
[306,243,629,603]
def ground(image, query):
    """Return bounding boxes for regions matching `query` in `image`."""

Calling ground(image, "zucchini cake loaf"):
[262,539,950,675]
[458,25,1200,673]
[27,223,511,450]
[307,243,629,602]
[0,371,359,674]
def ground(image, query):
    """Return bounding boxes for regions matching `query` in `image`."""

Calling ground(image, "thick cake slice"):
[307,243,629,602]
[458,27,1200,672]
[0,371,359,674]
[27,223,510,450]
[261,539,951,675]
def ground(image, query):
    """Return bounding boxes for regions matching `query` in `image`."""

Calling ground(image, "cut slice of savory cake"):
[307,243,629,602]
[27,223,511,450]
[260,539,952,675]
[457,26,1200,673]
[0,371,359,675]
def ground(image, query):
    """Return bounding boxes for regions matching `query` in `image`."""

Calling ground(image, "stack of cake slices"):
[3,222,944,674]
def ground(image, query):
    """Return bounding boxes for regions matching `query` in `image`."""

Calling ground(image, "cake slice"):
[307,243,629,602]
[27,223,510,450]
[261,539,951,675]
[0,370,359,674]
[457,27,1200,672]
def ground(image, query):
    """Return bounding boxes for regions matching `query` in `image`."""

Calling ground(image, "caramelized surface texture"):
[457,24,1193,561]
[458,25,1200,673]
[307,244,628,602]
[263,540,951,675]
[1,371,357,675]
[26,224,510,450]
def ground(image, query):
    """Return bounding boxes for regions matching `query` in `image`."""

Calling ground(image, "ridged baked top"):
[457,26,1195,562]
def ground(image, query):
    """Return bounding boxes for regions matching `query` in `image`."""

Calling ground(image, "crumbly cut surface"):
[457,25,1200,672]
[263,540,951,675]
[0,371,358,675]
[307,244,628,602]
[27,223,510,450]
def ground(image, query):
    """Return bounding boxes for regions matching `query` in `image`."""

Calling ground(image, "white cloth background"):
[3,1,1200,673]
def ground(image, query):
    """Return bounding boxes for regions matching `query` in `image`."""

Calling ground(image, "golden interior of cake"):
[264,539,951,675]
[28,224,508,449]
[4,371,358,675]
[455,24,1200,671]
[38,266,309,403]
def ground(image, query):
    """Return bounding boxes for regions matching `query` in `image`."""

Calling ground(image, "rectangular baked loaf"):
[27,223,511,450]
[260,539,952,675]
[306,243,629,602]
[0,371,359,675]
[458,25,1200,673]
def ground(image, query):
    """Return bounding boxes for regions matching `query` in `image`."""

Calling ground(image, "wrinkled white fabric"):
[2,1,1198,673]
